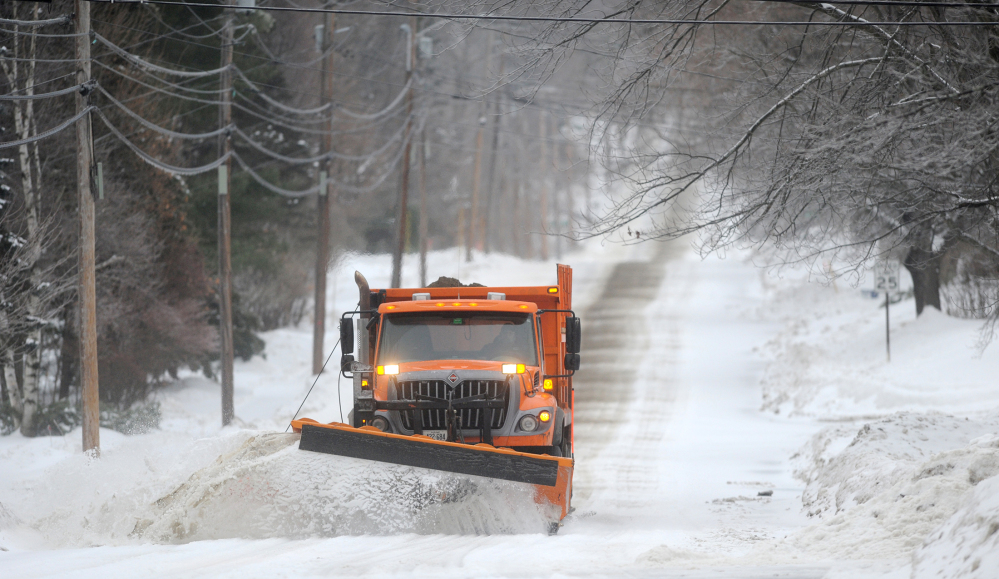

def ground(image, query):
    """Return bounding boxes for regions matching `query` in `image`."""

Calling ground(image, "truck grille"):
[395,379,509,430]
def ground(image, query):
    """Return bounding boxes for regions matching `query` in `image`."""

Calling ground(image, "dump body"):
[296,264,578,523]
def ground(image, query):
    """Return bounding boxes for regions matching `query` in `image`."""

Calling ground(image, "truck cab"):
[342,265,579,458]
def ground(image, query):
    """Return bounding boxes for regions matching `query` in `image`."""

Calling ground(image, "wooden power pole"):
[418,127,428,287]
[75,0,99,455]
[391,17,417,288]
[313,11,335,375]
[538,112,549,261]
[218,1,235,426]
[466,116,484,263]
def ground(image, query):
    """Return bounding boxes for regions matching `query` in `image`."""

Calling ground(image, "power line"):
[0,106,96,150]
[94,32,229,77]
[96,84,230,140]
[0,81,93,101]
[87,21,413,121]
[748,0,999,7]
[83,0,999,26]
[94,107,232,175]
[0,14,72,28]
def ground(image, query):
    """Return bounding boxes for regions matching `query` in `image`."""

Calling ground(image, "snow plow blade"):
[292,419,573,519]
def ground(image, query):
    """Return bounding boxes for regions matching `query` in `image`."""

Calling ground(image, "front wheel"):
[559,424,572,458]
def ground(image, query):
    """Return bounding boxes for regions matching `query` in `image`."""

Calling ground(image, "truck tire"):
[552,414,564,447]
[560,424,572,459]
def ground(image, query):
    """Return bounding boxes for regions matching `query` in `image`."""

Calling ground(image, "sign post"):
[875,260,900,362]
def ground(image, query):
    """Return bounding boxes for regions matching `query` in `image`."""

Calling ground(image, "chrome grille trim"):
[395,379,509,430]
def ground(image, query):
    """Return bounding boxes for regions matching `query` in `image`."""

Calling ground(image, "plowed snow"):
[132,433,549,542]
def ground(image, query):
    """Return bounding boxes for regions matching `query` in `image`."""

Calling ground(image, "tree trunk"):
[3,350,21,431]
[19,338,38,436]
[1,4,43,437]
[904,245,944,316]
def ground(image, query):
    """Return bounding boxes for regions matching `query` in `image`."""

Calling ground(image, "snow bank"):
[133,433,549,542]
[912,455,999,578]
[745,263,999,569]
[786,413,999,560]
[757,271,999,418]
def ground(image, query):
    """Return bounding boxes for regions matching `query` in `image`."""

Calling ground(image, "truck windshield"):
[377,312,538,365]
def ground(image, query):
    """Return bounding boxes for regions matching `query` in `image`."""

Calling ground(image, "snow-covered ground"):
[1,239,997,578]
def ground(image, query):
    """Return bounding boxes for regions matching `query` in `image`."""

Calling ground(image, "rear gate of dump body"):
[293,420,573,521]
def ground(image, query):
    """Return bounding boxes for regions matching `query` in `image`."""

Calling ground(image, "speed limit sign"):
[876,260,901,294]
[875,259,900,363]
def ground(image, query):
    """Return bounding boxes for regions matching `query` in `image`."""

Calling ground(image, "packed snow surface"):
[2,242,998,578]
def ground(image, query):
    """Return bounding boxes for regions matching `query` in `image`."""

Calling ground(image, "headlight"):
[371,416,390,432]
[376,364,399,375]
[538,410,551,422]
[518,415,539,432]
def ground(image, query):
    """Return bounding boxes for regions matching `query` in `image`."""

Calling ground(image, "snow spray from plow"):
[132,433,551,542]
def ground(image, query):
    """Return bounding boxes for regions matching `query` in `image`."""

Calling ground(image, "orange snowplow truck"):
[292,264,580,530]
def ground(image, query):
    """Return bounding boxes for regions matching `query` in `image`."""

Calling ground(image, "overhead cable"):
[232,65,414,120]
[232,116,407,163]
[233,126,329,165]
[248,28,337,67]
[94,32,229,78]
[97,85,231,140]
[749,0,999,7]
[0,72,80,96]
[0,80,94,101]
[141,8,224,40]
[0,14,71,28]
[94,109,232,176]
[82,0,999,26]
[0,25,88,38]
[231,152,320,197]
[0,106,95,150]
[232,115,418,197]
[336,77,413,120]
[231,66,334,116]
[93,60,228,96]
[92,60,341,135]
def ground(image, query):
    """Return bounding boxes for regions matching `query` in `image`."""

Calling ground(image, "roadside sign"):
[875,260,901,294]
[874,260,900,363]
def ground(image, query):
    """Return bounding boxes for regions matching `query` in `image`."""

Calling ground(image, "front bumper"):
[373,369,554,445]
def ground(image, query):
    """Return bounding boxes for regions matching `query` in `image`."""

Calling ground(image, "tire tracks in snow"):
[572,240,688,510]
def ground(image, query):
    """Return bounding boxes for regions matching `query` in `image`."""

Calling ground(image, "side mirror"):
[564,353,580,372]
[565,317,581,354]
[340,353,355,373]
[340,320,354,355]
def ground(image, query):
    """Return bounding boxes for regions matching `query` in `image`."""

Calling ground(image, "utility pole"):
[391,17,416,288]
[482,39,504,255]
[219,0,235,426]
[75,0,99,455]
[467,114,484,262]
[313,11,335,375]
[538,112,549,261]
[418,127,428,287]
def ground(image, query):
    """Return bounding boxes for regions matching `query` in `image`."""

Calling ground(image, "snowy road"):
[4,242,953,578]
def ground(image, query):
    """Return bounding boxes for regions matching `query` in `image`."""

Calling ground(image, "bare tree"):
[0,2,55,434]
[453,0,998,319]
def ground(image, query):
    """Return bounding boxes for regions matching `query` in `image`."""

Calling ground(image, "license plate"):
[423,430,447,441]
